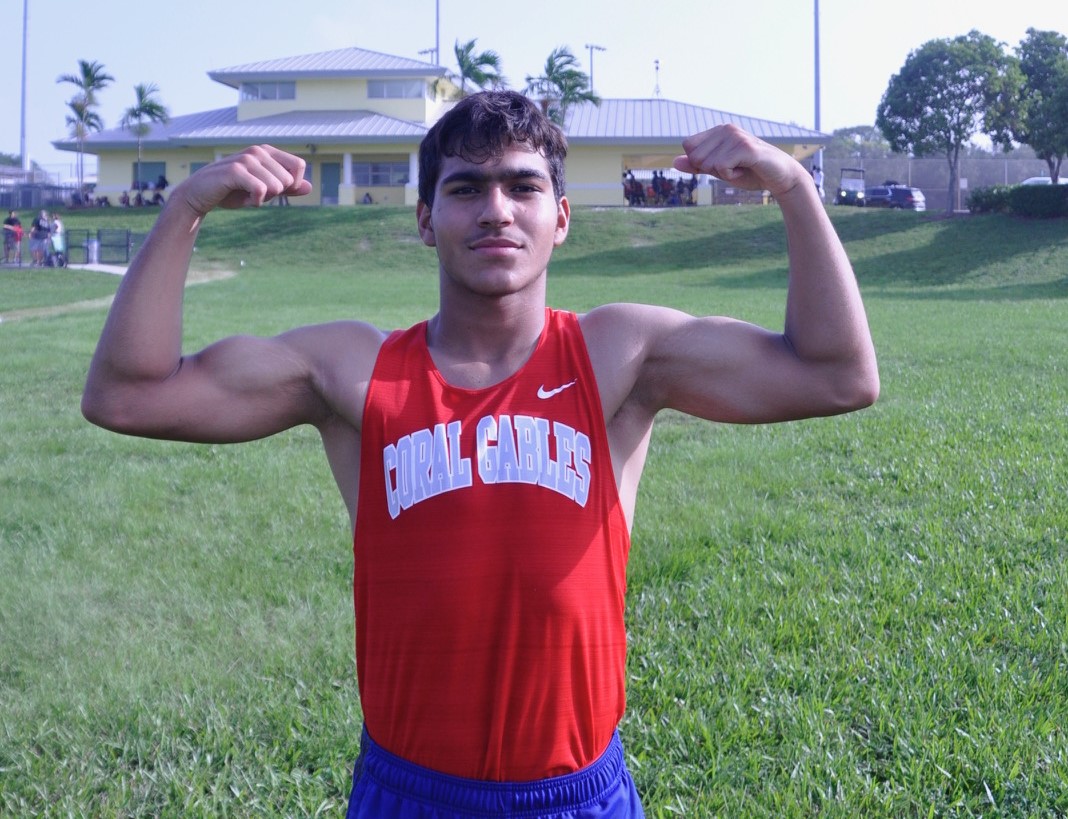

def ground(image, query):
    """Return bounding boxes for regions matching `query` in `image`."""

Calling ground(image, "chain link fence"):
[817,156,1054,212]
[64,229,148,265]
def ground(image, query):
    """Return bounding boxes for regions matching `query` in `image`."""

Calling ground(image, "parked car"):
[865,183,926,211]
[1019,176,1067,185]
[835,167,866,206]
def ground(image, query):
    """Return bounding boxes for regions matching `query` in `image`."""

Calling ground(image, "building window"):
[353,161,409,186]
[367,79,425,99]
[132,161,166,189]
[240,81,296,101]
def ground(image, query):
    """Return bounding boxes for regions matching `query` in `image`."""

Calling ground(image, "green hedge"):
[967,185,1013,214]
[968,183,1068,217]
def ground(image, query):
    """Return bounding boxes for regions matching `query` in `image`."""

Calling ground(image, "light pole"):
[814,0,821,134]
[585,43,605,93]
[813,0,823,187]
[21,0,29,171]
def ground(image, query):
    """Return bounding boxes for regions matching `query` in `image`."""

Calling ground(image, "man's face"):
[417,143,569,300]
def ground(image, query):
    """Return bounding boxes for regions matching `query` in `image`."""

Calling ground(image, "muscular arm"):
[604,125,879,426]
[81,146,380,445]
[588,126,879,521]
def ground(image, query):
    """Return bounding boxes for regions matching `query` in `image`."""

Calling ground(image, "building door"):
[321,162,341,205]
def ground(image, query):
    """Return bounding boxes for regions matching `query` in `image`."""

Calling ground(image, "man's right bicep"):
[82,334,323,443]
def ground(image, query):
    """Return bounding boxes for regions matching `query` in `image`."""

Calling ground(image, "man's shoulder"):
[276,320,390,428]
[578,301,697,394]
[281,319,389,358]
[269,320,388,393]
[578,302,667,372]
[579,302,687,339]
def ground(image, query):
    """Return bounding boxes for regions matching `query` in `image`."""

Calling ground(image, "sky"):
[3,0,1065,181]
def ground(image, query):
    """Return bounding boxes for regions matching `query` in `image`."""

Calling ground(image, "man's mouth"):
[469,236,522,250]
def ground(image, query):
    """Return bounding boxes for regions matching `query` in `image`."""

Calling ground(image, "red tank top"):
[353,308,630,780]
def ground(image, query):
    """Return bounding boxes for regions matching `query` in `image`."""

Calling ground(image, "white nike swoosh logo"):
[537,380,577,399]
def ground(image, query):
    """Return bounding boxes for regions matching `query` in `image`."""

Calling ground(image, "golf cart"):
[836,167,866,206]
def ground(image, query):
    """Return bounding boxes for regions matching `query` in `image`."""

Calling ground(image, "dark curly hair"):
[418,90,568,206]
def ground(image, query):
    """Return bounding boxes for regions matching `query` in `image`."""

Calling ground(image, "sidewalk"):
[1,262,127,275]
[69,263,127,275]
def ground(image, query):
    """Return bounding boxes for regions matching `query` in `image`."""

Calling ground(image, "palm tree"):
[57,59,114,193]
[436,39,505,99]
[524,47,600,126]
[57,59,114,106]
[65,98,103,193]
[120,83,170,191]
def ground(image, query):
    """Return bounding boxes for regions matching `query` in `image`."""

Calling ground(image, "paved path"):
[0,265,236,323]
[69,263,128,275]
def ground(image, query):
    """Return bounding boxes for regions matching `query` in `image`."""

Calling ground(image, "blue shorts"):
[346,728,645,818]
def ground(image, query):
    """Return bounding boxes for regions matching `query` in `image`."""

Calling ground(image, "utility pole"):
[814,0,821,134]
[420,0,441,67]
[814,0,823,186]
[21,0,29,171]
[585,43,605,93]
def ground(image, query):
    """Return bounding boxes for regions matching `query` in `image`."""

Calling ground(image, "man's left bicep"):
[645,315,822,423]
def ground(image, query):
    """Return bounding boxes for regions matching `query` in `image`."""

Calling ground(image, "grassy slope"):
[1,204,1066,816]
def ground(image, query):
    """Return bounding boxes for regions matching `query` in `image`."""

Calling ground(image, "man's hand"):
[673,124,806,200]
[173,145,313,217]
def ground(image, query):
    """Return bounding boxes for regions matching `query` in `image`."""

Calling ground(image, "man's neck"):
[426,297,547,390]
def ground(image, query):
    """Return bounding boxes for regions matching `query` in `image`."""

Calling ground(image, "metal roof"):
[208,47,445,87]
[54,107,234,150]
[55,97,827,153]
[56,107,428,151]
[564,98,827,144]
[177,109,428,144]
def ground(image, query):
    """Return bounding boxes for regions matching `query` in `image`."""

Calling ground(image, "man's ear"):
[416,200,436,247]
[553,196,571,247]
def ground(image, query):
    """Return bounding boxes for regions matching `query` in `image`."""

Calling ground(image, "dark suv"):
[865,182,926,211]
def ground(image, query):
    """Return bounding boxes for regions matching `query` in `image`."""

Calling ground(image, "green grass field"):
[1,203,1066,817]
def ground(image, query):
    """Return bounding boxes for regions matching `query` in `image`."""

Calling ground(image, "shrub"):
[967,185,1013,214]
[1007,184,1068,218]
[968,183,1068,217]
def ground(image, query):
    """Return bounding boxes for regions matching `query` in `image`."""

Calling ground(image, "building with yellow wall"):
[55,47,828,207]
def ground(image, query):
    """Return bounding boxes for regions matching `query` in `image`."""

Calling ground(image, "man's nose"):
[478,187,514,227]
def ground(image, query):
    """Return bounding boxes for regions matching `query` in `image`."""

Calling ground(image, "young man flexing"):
[83,90,878,817]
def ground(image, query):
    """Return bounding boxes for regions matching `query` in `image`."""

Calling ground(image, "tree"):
[120,83,170,190]
[65,98,103,191]
[824,126,893,161]
[523,46,600,126]
[876,30,1022,212]
[1014,28,1068,183]
[57,59,114,193]
[449,39,505,97]
[57,59,114,106]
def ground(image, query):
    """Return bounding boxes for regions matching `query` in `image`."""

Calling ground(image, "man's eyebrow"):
[439,166,551,188]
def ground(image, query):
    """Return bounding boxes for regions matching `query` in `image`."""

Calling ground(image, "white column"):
[406,151,420,206]
[338,151,356,206]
